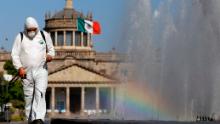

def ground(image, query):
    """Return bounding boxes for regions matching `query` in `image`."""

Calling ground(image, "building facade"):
[43,0,130,118]
[0,0,131,118]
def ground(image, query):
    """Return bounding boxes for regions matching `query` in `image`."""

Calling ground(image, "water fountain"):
[116,0,220,121]
[51,0,220,123]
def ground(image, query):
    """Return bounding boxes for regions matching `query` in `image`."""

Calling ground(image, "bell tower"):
[65,0,73,9]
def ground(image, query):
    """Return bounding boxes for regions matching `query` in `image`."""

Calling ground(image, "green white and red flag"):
[77,17,101,35]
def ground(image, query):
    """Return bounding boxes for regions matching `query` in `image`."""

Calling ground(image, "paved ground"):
[0,119,219,124]
[51,119,220,124]
[0,119,50,124]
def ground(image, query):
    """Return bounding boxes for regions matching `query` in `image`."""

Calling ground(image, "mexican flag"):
[77,18,101,35]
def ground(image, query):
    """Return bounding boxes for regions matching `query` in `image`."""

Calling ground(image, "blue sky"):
[0,0,160,52]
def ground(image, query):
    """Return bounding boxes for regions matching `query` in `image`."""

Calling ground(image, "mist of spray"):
[116,0,220,121]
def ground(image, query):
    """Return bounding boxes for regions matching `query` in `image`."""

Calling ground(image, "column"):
[90,34,93,48]
[55,31,58,46]
[72,31,75,47]
[65,87,70,115]
[63,31,66,46]
[81,87,85,115]
[81,32,84,47]
[87,33,90,47]
[111,87,114,113]
[96,87,100,114]
[51,87,55,115]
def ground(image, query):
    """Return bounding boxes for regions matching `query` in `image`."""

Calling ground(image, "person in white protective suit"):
[11,17,55,124]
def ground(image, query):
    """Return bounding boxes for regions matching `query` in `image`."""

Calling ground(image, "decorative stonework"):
[54,50,95,60]
[48,64,115,82]
[45,19,77,29]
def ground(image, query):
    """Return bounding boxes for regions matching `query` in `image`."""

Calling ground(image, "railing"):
[55,50,95,60]
[0,51,129,62]
[95,52,128,62]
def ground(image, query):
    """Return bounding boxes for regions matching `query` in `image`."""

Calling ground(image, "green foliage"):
[11,114,25,121]
[10,107,25,121]
[1,60,24,109]
[0,73,8,105]
[3,60,17,75]
[8,80,24,102]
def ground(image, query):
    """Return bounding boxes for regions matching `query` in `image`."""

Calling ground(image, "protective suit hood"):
[24,17,39,39]
[24,17,39,30]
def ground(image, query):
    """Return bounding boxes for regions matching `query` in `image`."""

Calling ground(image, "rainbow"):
[115,81,175,120]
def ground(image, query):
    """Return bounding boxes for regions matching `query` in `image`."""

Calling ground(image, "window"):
[75,31,81,46]
[55,89,65,112]
[83,33,88,46]
[66,31,73,46]
[57,31,64,46]
[50,32,55,46]
[100,88,111,111]
[85,88,96,109]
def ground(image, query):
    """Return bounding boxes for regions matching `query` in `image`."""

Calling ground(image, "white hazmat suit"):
[11,17,55,122]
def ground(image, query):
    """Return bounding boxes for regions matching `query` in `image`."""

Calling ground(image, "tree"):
[1,60,24,109]
[3,60,17,75]
[0,72,6,112]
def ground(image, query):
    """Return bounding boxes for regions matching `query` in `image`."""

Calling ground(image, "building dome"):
[44,0,94,55]
[46,0,92,20]
[51,9,80,19]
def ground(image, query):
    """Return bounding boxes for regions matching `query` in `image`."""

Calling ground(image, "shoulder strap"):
[20,32,23,42]
[40,30,46,42]
[40,30,48,52]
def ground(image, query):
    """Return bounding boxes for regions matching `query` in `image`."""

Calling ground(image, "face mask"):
[28,31,36,38]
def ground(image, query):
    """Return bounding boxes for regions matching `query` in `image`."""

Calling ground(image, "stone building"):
[0,0,130,118]
[43,0,130,118]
